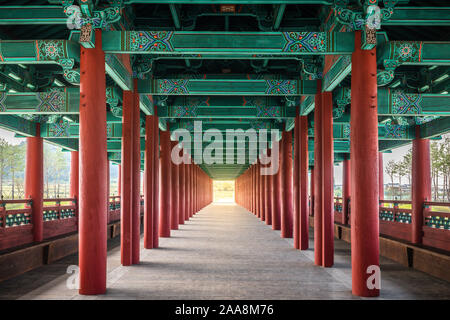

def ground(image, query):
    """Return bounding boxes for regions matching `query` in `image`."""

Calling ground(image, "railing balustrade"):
[332,197,450,251]
[422,201,450,251]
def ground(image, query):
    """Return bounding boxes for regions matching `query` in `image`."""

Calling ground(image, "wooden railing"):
[333,198,450,252]
[423,201,450,251]
[378,200,412,242]
[0,199,34,250]
[109,196,121,223]
[0,194,146,252]
[42,198,78,239]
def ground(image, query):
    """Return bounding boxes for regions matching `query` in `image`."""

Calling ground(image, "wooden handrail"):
[424,201,450,207]
[43,198,76,203]
[0,199,32,205]
[379,199,412,205]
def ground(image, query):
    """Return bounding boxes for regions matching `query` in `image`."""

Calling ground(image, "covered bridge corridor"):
[0,0,449,301]
[1,203,450,300]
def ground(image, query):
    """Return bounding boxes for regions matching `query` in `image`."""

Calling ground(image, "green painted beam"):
[162,96,285,108]
[105,54,133,91]
[0,87,126,117]
[378,41,450,67]
[40,123,145,139]
[384,7,450,26]
[0,39,79,65]
[158,106,296,119]
[322,55,351,92]
[300,96,314,115]
[0,115,37,137]
[332,123,416,141]
[0,89,79,114]
[138,78,317,96]
[420,117,450,139]
[102,31,354,56]
[333,87,450,116]
[0,6,67,25]
[44,138,78,152]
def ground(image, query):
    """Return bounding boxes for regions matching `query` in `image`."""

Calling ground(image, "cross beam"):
[102,31,354,56]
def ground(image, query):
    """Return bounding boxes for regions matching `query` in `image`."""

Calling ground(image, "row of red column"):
[157,130,213,238]
[235,31,433,297]
[23,30,431,298]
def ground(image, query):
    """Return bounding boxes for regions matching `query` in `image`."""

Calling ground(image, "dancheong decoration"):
[282,32,326,53]
[384,124,406,139]
[157,79,190,94]
[265,80,297,95]
[38,89,66,112]
[391,41,423,63]
[48,119,70,137]
[391,91,423,114]
[129,31,174,52]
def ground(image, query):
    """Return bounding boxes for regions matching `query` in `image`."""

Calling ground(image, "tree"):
[393,161,404,199]
[0,138,10,199]
[403,148,412,188]
[6,143,25,199]
[431,141,440,200]
[386,160,397,198]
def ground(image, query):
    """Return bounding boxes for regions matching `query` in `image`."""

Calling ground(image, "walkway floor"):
[1,203,450,300]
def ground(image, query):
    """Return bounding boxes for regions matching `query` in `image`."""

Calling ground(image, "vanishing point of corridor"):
[1,203,449,300]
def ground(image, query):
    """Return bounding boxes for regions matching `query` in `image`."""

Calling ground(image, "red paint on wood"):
[25,124,43,243]
[314,86,323,266]
[120,90,133,266]
[159,128,172,237]
[78,29,107,295]
[281,131,293,238]
[350,31,380,297]
[132,85,141,264]
[321,91,334,267]
[412,127,431,244]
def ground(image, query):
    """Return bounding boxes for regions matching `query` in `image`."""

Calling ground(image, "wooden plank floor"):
[0,203,449,300]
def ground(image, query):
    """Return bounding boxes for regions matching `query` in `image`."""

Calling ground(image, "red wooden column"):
[411,126,431,244]
[250,165,254,213]
[314,86,323,266]
[179,162,185,225]
[298,116,309,250]
[185,161,190,221]
[350,31,380,297]
[107,160,110,219]
[152,106,160,248]
[189,159,195,217]
[281,130,293,238]
[132,81,141,265]
[25,124,43,242]
[121,89,133,266]
[159,127,172,237]
[265,149,272,226]
[342,156,351,225]
[144,114,154,249]
[70,151,79,200]
[118,164,121,196]
[272,146,282,230]
[171,141,179,230]
[78,29,107,295]
[294,115,300,248]
[321,91,334,267]
[309,168,314,217]
[379,152,384,200]
[260,162,266,222]
[256,162,260,218]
